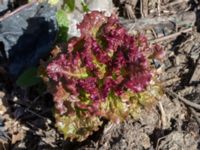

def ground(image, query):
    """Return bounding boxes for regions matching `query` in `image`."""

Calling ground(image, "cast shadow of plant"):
[7,16,57,76]
[0,16,60,149]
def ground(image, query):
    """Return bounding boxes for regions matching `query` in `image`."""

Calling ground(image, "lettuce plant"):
[42,11,163,141]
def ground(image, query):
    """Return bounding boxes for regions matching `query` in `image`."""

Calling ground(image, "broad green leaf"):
[64,0,75,12]
[48,0,59,5]
[16,67,41,88]
[81,0,89,12]
[56,9,69,42]
[56,114,102,141]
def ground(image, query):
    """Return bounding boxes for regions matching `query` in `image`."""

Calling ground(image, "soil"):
[1,0,200,150]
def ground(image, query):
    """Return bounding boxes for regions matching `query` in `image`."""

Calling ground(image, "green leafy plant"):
[41,11,164,141]
[56,9,69,42]
[65,0,75,12]
[55,0,90,42]
[16,67,42,88]
[80,0,89,12]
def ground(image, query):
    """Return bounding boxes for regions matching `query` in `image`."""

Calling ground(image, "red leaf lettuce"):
[42,11,164,141]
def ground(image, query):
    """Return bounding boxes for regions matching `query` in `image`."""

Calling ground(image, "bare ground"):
[1,0,200,149]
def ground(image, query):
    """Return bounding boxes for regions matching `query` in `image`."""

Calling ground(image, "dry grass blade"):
[150,28,193,43]
[165,89,200,110]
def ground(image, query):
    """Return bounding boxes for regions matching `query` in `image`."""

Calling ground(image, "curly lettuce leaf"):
[56,113,102,141]
[42,11,164,142]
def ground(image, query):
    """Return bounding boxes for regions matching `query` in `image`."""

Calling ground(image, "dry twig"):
[122,11,195,33]
[161,0,190,9]
[158,101,167,129]
[156,135,168,150]
[150,28,193,43]
[190,108,200,125]
[157,0,161,16]
[140,0,148,17]
[165,89,200,110]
